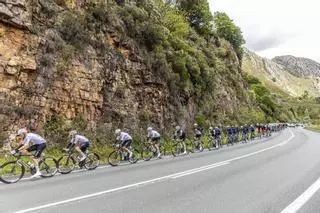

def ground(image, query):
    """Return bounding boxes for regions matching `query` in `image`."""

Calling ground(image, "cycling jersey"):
[117,132,132,142]
[148,130,161,139]
[175,129,186,140]
[214,128,221,136]
[71,135,90,146]
[23,133,46,146]
[232,127,238,134]
[226,128,233,135]
[194,127,203,136]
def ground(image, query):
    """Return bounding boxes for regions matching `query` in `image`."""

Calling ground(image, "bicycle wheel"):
[39,157,58,177]
[58,155,75,174]
[0,161,25,184]
[198,142,204,152]
[129,149,140,164]
[172,143,184,157]
[85,153,100,170]
[142,146,154,161]
[186,140,195,153]
[108,151,121,166]
[207,139,215,151]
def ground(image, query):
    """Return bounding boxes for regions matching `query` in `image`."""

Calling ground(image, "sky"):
[208,0,320,63]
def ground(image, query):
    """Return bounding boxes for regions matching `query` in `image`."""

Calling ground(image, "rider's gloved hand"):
[10,149,18,155]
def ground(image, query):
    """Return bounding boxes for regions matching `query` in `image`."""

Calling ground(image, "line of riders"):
[8,123,285,179]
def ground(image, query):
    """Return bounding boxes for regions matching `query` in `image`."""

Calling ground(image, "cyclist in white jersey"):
[65,130,90,162]
[115,129,133,159]
[147,127,161,158]
[14,128,47,178]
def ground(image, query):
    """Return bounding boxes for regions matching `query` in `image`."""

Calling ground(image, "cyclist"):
[226,126,233,145]
[174,126,187,154]
[65,130,90,162]
[242,125,248,143]
[147,127,161,158]
[232,125,238,143]
[193,123,203,148]
[210,126,222,148]
[115,129,133,159]
[13,128,47,178]
[249,124,255,140]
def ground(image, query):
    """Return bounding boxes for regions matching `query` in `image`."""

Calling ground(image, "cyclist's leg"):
[75,144,86,161]
[121,140,133,159]
[29,143,46,174]
[153,138,161,157]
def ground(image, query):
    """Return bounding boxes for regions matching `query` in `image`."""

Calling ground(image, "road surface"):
[1,128,320,213]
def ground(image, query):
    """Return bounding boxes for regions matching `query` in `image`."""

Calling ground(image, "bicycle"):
[0,151,58,184]
[190,137,204,152]
[108,144,140,166]
[171,139,187,157]
[141,141,164,161]
[58,149,100,174]
[208,136,221,150]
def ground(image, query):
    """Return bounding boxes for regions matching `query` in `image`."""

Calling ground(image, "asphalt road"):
[1,128,320,213]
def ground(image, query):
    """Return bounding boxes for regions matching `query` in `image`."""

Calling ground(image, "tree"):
[176,0,213,37]
[213,12,245,60]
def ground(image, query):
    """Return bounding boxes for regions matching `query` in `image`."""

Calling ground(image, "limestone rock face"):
[0,0,246,139]
[272,56,320,78]
[0,0,32,28]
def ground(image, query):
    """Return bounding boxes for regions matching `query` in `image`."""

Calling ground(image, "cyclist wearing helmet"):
[13,128,47,178]
[115,129,133,159]
[147,127,161,158]
[174,126,187,154]
[65,130,90,162]
[194,123,203,139]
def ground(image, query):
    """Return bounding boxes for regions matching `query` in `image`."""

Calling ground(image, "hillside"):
[243,49,320,97]
[273,55,320,77]
[1,0,268,144]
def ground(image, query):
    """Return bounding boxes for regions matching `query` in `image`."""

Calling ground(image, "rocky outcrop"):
[0,0,32,28]
[243,49,320,97]
[272,55,320,77]
[0,0,249,140]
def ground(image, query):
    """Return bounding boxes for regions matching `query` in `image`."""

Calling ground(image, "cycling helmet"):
[194,123,198,127]
[69,130,78,137]
[115,129,121,135]
[147,127,153,131]
[209,127,213,130]
[175,126,181,131]
[17,128,27,136]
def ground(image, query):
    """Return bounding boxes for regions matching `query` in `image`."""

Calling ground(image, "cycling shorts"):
[27,143,46,158]
[80,142,90,153]
[151,137,161,143]
[121,139,132,148]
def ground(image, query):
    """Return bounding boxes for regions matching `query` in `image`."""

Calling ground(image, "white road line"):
[280,177,320,213]
[12,129,295,213]
[171,162,229,179]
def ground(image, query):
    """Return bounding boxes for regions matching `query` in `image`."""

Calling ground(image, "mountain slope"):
[273,55,320,77]
[243,49,320,97]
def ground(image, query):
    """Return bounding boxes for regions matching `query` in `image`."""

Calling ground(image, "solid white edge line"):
[11,129,295,213]
[280,177,320,213]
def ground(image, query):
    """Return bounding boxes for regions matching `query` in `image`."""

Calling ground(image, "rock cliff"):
[0,0,252,141]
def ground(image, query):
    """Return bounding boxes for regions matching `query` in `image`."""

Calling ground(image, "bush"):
[58,14,89,50]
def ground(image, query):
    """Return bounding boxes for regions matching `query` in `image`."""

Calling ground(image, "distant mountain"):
[243,49,320,97]
[272,55,320,77]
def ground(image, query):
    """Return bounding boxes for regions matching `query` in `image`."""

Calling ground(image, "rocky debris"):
[272,55,320,77]
[0,0,31,28]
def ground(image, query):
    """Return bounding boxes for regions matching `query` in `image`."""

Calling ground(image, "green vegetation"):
[213,12,245,60]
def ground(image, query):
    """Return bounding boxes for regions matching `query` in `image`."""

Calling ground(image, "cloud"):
[208,0,320,63]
